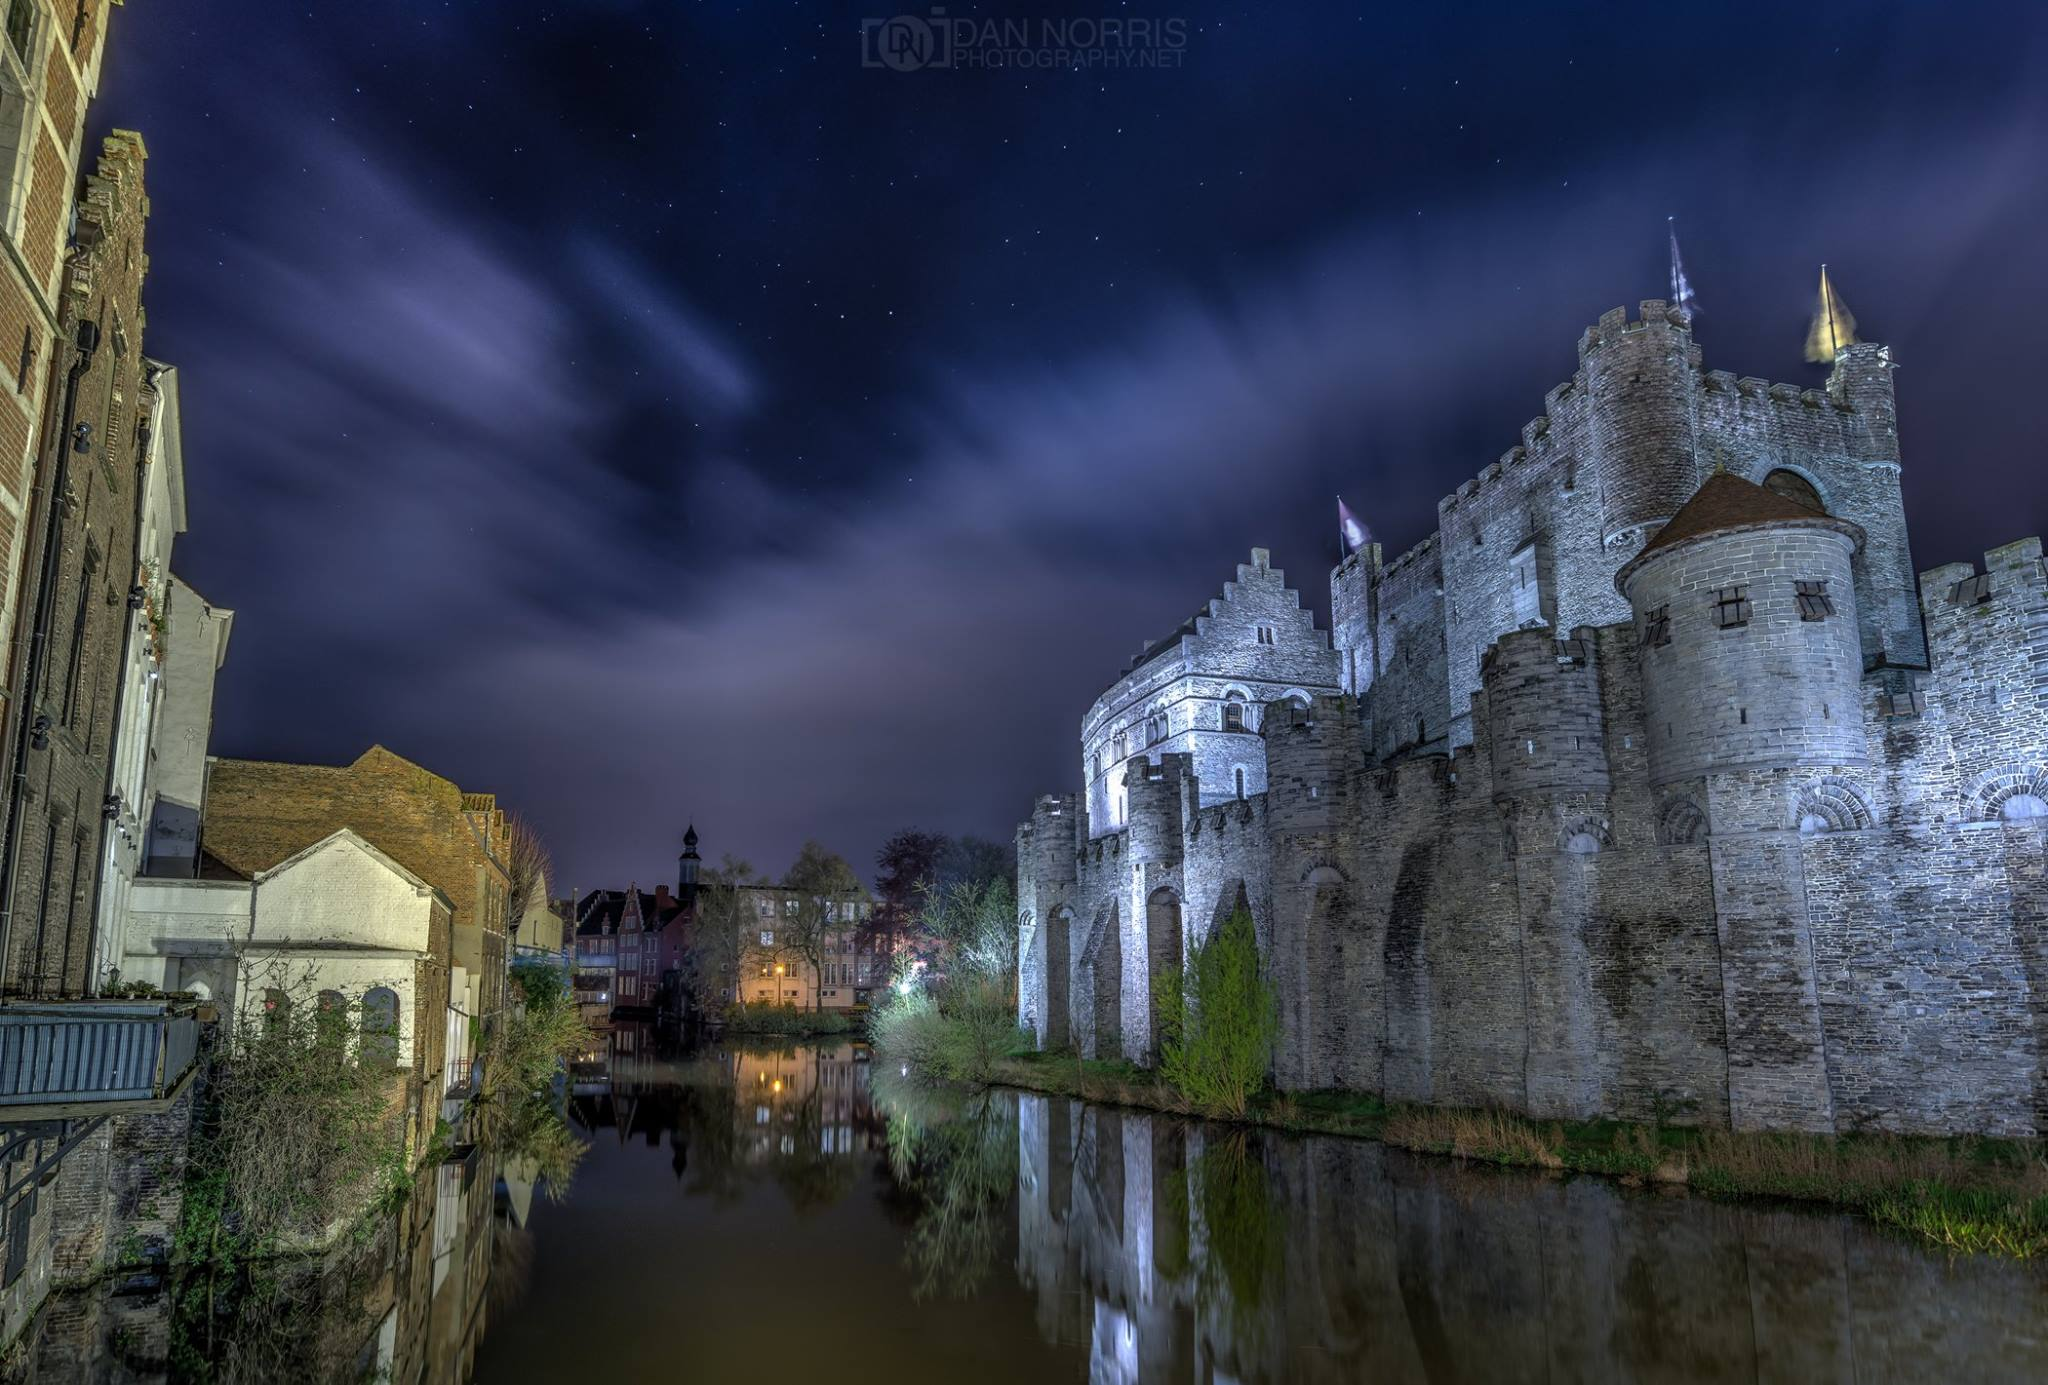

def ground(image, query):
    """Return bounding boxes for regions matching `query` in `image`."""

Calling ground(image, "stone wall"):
[1018,303,2048,1137]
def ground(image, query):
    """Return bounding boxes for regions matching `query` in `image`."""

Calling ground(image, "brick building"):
[0,1,123,677]
[573,826,702,1017]
[201,746,513,1028]
[0,128,150,999]
[734,883,880,1011]
[1018,299,2048,1139]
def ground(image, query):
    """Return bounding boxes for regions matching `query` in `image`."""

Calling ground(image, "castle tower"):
[1016,793,1080,1048]
[1582,301,1704,553]
[1824,341,1927,669]
[1618,471,1867,793]
[1261,696,1367,1090]
[1617,472,1864,1133]
[1122,756,1192,1060]
[1331,543,1381,699]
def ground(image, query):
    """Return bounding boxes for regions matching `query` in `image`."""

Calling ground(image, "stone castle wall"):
[1018,305,2048,1137]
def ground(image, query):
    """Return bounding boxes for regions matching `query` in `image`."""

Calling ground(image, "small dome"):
[682,823,699,848]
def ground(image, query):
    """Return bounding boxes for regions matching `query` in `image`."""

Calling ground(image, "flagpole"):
[1822,263,1837,361]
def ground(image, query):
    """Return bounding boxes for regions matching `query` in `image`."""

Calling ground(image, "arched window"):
[1222,692,1246,732]
[1233,766,1246,799]
[360,987,400,1069]
[1763,469,1826,515]
[315,989,347,1052]
[2001,793,2048,822]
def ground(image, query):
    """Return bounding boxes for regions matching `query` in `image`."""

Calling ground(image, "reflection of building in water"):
[731,1041,880,1162]
[1015,1094,2048,1383]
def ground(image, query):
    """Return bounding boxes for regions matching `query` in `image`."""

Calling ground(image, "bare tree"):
[783,841,863,1012]
[504,813,553,946]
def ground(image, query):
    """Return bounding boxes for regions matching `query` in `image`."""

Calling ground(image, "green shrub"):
[1155,904,1278,1118]
[722,1004,854,1036]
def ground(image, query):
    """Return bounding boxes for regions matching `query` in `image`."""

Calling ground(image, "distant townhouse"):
[573,825,702,1019]
[734,883,882,1011]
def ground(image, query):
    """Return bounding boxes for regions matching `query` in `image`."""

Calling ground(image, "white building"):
[92,363,235,990]
[122,828,452,1085]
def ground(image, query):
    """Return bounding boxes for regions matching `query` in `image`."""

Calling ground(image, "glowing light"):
[771,1078,782,1093]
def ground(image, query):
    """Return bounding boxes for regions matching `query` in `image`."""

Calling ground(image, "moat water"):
[27,1029,2048,1381]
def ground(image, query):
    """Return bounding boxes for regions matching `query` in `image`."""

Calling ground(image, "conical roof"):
[1617,472,1863,594]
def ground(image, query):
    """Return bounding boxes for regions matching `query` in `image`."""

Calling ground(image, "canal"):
[25,1028,2048,1381]
[475,1030,2048,1383]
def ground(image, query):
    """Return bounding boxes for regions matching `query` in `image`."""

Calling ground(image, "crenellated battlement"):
[1920,537,2048,660]
[1575,299,1698,360]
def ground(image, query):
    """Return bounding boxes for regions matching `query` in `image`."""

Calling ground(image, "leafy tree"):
[684,853,758,1011]
[869,829,947,960]
[782,841,864,1011]
[1154,904,1278,1117]
[502,813,553,947]
[936,835,1015,896]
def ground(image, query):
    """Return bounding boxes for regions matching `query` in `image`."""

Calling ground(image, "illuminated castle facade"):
[1016,299,2048,1136]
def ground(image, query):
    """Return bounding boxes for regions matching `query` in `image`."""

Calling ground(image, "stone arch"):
[1656,796,1707,846]
[1761,466,1828,515]
[1967,763,2048,823]
[315,989,348,1052]
[1077,902,1122,1062]
[360,986,401,1069]
[1794,777,1875,835]
[1558,816,1613,854]
[1207,878,1254,950]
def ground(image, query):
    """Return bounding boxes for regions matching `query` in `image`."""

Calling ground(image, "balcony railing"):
[0,1001,204,1110]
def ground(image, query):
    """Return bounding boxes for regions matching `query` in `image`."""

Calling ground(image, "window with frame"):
[1795,580,1834,622]
[0,0,39,242]
[1710,585,1751,630]
[759,929,774,946]
[1255,624,1275,646]
[1222,697,1245,732]
[1642,604,1671,648]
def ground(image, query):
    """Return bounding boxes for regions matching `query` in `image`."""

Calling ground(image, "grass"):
[993,1048,2048,1259]
[719,1005,857,1036]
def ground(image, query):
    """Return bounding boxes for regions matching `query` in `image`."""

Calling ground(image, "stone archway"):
[1078,902,1123,1062]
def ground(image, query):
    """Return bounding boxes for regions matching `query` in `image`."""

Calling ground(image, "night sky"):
[89,1,2048,891]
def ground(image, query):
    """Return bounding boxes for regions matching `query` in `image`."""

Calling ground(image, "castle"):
[1015,299,2048,1136]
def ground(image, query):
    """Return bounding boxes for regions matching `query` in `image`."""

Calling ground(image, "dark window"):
[4,0,32,67]
[61,541,98,724]
[1223,702,1244,732]
[361,987,400,1069]
[1642,605,1671,648]
[1256,625,1275,646]
[1763,468,1826,514]
[1234,767,1245,798]
[1711,586,1751,630]
[1949,573,1993,606]
[1795,580,1835,622]
[14,325,29,394]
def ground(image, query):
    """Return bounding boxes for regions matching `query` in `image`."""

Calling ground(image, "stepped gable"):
[1617,471,1864,593]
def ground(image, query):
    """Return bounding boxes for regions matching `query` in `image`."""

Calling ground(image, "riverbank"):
[992,1048,2048,1259]
[718,1006,860,1037]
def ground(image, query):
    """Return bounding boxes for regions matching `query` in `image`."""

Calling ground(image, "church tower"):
[679,823,701,906]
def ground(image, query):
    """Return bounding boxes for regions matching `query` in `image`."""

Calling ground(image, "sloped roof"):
[1617,471,1863,593]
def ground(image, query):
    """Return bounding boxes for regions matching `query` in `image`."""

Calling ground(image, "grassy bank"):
[993,1048,2048,1259]
[718,1005,859,1037]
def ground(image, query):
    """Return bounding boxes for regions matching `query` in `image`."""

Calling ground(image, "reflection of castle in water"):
[1014,1094,2048,1383]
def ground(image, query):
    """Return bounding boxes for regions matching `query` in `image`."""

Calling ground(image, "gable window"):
[1711,585,1751,630]
[1642,604,1671,648]
[1795,580,1834,622]
[1255,624,1276,646]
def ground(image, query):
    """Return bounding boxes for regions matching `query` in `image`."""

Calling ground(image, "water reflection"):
[1014,1092,2048,1383]
[24,1033,2046,1381]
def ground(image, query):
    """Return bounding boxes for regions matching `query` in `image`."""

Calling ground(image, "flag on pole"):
[1804,264,1859,364]
[1338,497,1369,553]
[1667,217,1698,319]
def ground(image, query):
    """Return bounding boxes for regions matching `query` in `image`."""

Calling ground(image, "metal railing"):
[0,1002,203,1107]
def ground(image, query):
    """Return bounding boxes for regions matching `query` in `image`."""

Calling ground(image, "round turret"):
[1483,625,1610,800]
[1618,473,1866,786]
[1582,301,1704,549]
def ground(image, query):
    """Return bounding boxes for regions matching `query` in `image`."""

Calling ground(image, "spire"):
[1804,264,1859,364]
[678,823,700,902]
[1667,217,1698,320]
